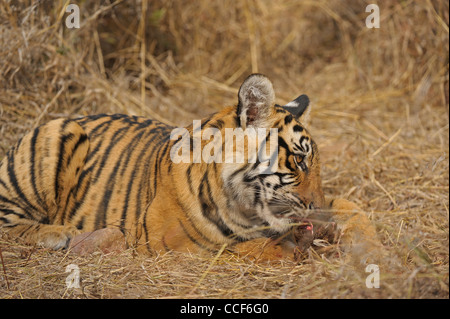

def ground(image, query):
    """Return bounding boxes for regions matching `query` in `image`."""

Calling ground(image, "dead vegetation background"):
[0,0,448,299]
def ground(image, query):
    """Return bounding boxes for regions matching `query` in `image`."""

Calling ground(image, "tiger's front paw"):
[327,198,384,265]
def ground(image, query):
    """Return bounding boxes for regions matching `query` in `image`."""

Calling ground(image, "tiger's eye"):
[295,154,303,164]
[294,154,307,171]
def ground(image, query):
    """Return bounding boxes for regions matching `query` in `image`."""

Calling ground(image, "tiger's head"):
[221,74,325,238]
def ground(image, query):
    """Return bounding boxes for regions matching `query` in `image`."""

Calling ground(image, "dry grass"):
[0,0,448,299]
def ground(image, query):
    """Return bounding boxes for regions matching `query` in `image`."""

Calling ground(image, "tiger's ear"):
[282,94,311,125]
[237,74,275,129]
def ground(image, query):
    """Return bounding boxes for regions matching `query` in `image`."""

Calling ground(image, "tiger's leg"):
[0,119,89,249]
[318,198,384,265]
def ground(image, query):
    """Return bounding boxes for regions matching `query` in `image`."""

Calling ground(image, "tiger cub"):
[0,74,379,261]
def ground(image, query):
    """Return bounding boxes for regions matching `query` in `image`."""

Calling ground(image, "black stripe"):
[253,184,261,205]
[143,213,152,253]
[285,155,295,172]
[228,165,247,181]
[40,216,49,224]
[66,133,88,168]
[175,197,216,246]
[178,219,212,251]
[234,114,240,128]
[76,216,85,230]
[198,171,246,241]
[119,130,146,176]
[29,127,46,210]
[153,135,170,193]
[77,113,109,125]
[17,224,36,238]
[161,235,170,252]
[0,178,9,191]
[186,165,194,194]
[284,114,293,125]
[93,127,129,181]
[120,168,136,233]
[208,119,225,130]
[84,118,114,139]
[151,153,159,201]
[199,114,214,129]
[0,195,23,211]
[277,136,292,155]
[66,160,97,222]
[6,149,38,218]
[95,189,112,229]
[54,132,75,202]
[159,138,171,161]
[198,172,226,235]
[299,136,308,153]
[310,139,317,162]
[329,199,335,208]
[278,136,296,172]
[0,208,25,218]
